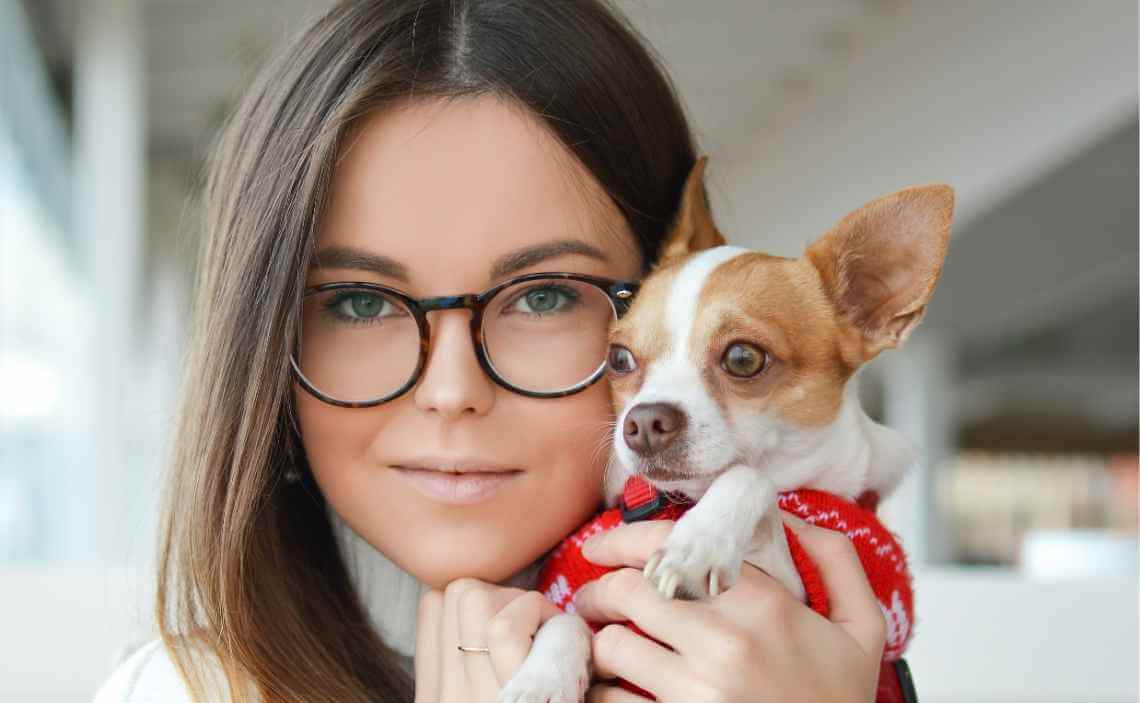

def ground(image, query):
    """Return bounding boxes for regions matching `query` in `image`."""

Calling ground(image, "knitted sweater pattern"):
[537,476,915,700]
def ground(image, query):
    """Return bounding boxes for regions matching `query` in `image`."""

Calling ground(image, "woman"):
[93,1,887,701]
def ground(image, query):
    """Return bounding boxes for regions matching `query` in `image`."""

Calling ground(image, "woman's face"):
[296,95,642,588]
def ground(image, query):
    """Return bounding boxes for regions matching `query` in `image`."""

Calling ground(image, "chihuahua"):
[499,157,953,702]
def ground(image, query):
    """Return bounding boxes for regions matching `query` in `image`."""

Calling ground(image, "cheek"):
[490,381,618,550]
[721,365,846,453]
[769,368,846,426]
[293,383,402,562]
[508,384,614,535]
[293,382,387,483]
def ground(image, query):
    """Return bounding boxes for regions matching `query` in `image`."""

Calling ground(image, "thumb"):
[782,514,887,658]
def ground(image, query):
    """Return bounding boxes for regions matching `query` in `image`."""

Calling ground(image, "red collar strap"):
[620,474,882,521]
[619,474,688,521]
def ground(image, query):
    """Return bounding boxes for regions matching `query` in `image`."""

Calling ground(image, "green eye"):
[319,289,403,325]
[525,288,560,312]
[506,285,580,316]
[722,342,768,378]
[345,293,385,318]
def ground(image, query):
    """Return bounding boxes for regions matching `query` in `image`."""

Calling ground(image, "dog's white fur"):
[608,247,915,602]
[499,612,593,703]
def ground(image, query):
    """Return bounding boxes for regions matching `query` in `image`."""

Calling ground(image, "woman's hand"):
[572,513,887,702]
[414,577,563,702]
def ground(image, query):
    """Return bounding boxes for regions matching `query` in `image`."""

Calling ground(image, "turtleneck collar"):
[328,508,547,661]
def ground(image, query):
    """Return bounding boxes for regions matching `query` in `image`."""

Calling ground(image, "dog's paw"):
[497,655,589,703]
[644,525,744,599]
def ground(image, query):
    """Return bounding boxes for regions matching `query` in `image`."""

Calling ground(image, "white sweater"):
[92,639,188,702]
[90,512,427,701]
[91,637,420,702]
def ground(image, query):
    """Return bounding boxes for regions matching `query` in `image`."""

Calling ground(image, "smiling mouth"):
[393,466,522,504]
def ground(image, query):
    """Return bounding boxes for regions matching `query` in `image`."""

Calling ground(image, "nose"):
[623,402,686,455]
[413,310,495,418]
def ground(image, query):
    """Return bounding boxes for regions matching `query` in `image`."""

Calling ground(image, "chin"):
[364,471,605,589]
[410,551,533,590]
[393,528,544,589]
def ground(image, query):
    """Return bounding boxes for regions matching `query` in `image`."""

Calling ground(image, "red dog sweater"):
[537,475,916,702]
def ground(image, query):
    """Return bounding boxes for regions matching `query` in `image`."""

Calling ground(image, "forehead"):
[313,95,640,290]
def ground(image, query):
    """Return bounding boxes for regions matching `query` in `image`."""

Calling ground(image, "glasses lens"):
[296,286,420,403]
[482,277,616,393]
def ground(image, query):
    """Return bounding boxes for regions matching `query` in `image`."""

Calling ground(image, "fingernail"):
[581,533,603,558]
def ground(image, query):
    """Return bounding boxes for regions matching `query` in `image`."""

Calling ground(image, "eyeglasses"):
[290,272,641,407]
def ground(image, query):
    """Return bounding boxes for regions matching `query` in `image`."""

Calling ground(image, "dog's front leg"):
[741,499,806,603]
[498,612,592,703]
[645,465,775,599]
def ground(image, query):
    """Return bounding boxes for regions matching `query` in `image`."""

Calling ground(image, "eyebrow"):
[310,239,611,282]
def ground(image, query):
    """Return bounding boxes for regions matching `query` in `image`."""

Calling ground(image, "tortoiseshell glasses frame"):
[290,271,641,408]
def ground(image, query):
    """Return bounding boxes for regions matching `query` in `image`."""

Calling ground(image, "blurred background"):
[1,0,1136,701]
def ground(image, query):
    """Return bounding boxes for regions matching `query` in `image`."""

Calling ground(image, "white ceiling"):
[23,0,1139,363]
[32,0,909,168]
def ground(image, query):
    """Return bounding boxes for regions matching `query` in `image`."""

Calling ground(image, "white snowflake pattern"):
[879,589,911,659]
[544,574,573,611]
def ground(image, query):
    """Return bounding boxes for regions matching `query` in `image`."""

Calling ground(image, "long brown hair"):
[157,0,698,700]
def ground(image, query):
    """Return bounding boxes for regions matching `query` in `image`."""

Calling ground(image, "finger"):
[485,590,564,683]
[586,683,652,702]
[581,521,675,568]
[571,567,707,654]
[413,590,443,703]
[780,510,810,530]
[783,518,886,656]
[458,581,524,683]
[590,623,690,698]
[439,579,470,701]
[446,578,519,692]
[717,557,794,607]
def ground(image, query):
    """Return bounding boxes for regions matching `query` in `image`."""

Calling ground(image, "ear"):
[659,155,727,260]
[805,184,954,359]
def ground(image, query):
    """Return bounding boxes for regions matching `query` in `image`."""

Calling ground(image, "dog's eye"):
[607,345,637,374]
[722,342,769,377]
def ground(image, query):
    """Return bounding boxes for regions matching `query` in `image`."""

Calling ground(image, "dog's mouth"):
[636,455,739,487]
[642,466,696,482]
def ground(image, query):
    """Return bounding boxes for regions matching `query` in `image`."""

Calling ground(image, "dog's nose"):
[623,402,686,455]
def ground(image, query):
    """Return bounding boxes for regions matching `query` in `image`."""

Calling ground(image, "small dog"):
[499,156,953,702]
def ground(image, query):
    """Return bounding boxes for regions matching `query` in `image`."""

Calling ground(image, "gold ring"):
[456,644,491,654]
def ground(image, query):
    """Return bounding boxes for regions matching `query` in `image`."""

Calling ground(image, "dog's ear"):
[659,155,726,260]
[806,184,954,359]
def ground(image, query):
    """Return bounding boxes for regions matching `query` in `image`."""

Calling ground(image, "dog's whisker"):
[598,437,620,483]
[588,419,617,466]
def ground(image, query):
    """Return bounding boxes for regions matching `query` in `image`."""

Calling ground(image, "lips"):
[392,456,519,474]
[389,462,519,501]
